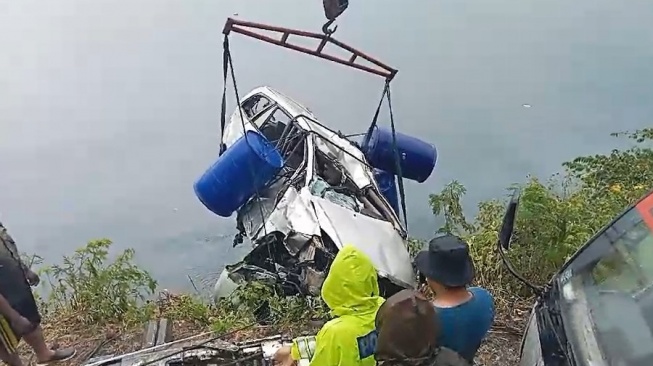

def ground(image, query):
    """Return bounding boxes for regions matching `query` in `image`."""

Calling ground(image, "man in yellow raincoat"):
[274,244,385,366]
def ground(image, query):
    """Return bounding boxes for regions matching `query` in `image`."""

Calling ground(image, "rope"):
[362,80,408,229]
[363,83,390,145]
[222,33,270,244]
[385,82,409,229]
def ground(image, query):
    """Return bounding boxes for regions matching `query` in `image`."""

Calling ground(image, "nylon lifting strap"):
[220,34,270,240]
[385,83,409,230]
[363,82,389,141]
[365,81,408,229]
[219,35,230,155]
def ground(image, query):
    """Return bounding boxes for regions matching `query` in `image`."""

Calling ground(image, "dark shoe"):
[36,348,76,365]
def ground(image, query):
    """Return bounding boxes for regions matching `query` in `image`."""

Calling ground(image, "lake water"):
[1,0,652,292]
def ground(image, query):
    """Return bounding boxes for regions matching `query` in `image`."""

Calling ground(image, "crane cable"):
[364,81,409,229]
[220,33,272,253]
[386,83,409,231]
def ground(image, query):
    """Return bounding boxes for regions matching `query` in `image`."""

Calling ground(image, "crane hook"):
[322,19,338,36]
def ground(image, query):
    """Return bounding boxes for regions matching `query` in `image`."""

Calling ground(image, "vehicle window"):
[259,108,292,144]
[242,95,273,119]
[590,230,653,293]
[559,193,653,366]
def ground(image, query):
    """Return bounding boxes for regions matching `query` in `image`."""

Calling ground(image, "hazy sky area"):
[1,0,652,291]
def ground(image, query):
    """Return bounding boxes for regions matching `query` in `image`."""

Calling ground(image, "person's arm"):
[305,326,344,366]
[0,292,21,321]
[0,292,34,336]
[287,327,344,366]
[472,287,496,345]
[291,336,316,361]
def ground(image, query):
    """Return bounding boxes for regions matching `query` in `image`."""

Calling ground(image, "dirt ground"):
[477,304,529,366]
[476,327,522,366]
[16,306,527,366]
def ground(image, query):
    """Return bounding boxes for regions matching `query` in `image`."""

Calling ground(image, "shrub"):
[41,239,157,325]
[428,128,652,302]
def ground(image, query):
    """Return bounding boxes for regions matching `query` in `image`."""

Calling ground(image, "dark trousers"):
[0,262,42,330]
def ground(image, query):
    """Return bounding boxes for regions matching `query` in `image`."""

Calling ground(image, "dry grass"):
[476,300,530,366]
[13,293,325,366]
[23,311,526,366]
[11,289,531,366]
[19,243,533,366]
[16,314,144,365]
[476,331,522,366]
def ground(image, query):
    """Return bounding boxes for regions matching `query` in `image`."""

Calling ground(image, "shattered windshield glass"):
[558,192,653,366]
[309,176,361,211]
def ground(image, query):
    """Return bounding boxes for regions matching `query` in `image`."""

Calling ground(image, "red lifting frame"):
[222,18,398,81]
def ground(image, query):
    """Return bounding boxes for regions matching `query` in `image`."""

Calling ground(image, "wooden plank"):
[143,320,159,349]
[155,318,173,345]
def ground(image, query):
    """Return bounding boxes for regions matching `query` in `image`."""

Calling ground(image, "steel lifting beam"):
[222,18,398,81]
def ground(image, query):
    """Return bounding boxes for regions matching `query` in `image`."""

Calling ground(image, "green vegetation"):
[40,239,156,325]
[23,128,652,363]
[429,128,652,300]
[36,239,329,326]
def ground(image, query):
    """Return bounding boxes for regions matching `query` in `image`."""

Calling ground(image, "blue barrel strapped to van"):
[362,126,437,183]
[194,131,284,217]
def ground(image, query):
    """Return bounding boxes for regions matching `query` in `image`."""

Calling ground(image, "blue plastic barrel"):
[362,126,437,183]
[194,131,284,217]
[373,169,399,215]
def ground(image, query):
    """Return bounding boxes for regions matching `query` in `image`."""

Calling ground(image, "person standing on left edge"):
[0,221,76,365]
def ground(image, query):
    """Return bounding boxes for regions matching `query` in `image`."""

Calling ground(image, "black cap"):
[414,234,475,287]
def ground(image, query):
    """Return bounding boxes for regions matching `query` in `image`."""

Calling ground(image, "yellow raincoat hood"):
[291,244,385,366]
[321,244,384,317]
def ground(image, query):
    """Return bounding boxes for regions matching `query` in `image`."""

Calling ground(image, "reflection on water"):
[143,231,253,293]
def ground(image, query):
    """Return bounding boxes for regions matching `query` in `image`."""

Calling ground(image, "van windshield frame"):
[556,191,653,366]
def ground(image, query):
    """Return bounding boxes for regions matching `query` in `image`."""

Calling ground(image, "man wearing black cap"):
[414,234,494,363]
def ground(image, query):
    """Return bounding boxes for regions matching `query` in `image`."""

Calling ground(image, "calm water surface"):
[1,0,652,291]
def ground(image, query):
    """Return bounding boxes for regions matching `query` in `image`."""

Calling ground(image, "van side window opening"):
[259,108,292,144]
[242,95,273,119]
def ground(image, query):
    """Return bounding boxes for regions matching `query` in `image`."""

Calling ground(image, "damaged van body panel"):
[311,197,414,288]
[213,86,415,300]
